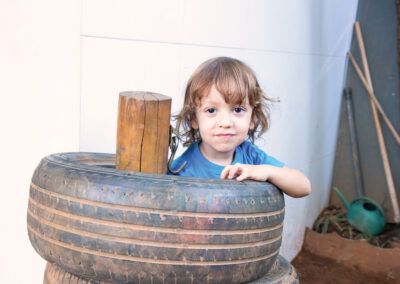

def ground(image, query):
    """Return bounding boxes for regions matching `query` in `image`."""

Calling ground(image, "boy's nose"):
[217,112,232,128]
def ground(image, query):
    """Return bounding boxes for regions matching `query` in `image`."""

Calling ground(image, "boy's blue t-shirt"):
[168,140,284,179]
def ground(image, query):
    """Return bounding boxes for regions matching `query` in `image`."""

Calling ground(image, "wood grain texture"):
[116,91,171,174]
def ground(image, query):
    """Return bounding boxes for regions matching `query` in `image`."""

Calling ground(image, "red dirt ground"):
[291,250,395,284]
[291,205,400,284]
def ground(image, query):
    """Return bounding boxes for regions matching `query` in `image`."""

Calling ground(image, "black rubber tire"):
[43,261,103,284]
[249,255,299,284]
[28,152,284,284]
[43,256,297,284]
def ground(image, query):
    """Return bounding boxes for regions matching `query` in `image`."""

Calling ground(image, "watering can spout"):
[333,187,350,209]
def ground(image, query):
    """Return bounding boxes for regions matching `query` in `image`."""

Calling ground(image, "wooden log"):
[116,91,171,174]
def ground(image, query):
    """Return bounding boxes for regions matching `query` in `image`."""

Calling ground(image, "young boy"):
[170,57,311,198]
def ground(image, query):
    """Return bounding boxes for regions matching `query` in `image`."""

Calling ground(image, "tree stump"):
[116,91,171,174]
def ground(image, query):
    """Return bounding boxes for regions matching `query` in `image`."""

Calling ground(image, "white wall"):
[0,1,358,283]
[0,1,80,283]
[80,0,358,261]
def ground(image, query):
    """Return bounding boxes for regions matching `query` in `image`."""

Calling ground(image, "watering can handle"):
[352,196,387,219]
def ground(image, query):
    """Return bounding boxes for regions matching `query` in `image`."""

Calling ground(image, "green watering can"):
[333,187,386,235]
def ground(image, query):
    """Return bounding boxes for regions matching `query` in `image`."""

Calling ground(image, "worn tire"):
[43,256,297,284]
[43,261,102,284]
[249,255,299,284]
[28,152,284,284]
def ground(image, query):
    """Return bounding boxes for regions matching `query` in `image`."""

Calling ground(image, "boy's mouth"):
[216,134,234,138]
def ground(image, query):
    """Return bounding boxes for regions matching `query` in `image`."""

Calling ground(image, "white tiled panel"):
[82,0,184,43]
[1,1,81,283]
[80,36,183,152]
[243,51,346,171]
[281,153,337,260]
[82,0,358,56]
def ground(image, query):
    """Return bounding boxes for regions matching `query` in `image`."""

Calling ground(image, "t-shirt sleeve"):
[261,154,285,168]
[248,142,285,168]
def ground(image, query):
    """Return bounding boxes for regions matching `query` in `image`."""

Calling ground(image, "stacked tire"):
[28,152,285,283]
[43,255,298,284]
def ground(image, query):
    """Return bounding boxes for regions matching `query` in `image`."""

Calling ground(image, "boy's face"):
[193,85,254,164]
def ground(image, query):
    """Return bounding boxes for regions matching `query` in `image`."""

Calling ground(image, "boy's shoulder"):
[237,140,264,155]
[237,141,284,168]
[239,140,257,149]
[169,141,223,178]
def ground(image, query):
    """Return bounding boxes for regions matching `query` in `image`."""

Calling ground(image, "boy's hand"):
[220,163,269,182]
[221,163,312,198]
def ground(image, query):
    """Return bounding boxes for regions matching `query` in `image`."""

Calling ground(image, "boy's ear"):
[249,118,255,130]
[192,119,199,130]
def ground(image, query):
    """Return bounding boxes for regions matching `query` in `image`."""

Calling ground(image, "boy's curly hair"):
[175,57,275,146]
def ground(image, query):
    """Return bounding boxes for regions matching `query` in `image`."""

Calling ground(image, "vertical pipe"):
[344,88,364,197]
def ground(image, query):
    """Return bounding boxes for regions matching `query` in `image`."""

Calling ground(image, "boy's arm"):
[220,164,311,198]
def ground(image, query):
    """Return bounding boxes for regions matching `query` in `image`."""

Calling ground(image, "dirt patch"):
[292,250,393,284]
[291,206,400,283]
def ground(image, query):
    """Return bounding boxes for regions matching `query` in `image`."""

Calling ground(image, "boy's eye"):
[233,107,245,113]
[206,108,216,114]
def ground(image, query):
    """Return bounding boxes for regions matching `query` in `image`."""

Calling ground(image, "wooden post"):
[354,22,400,223]
[116,91,171,174]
